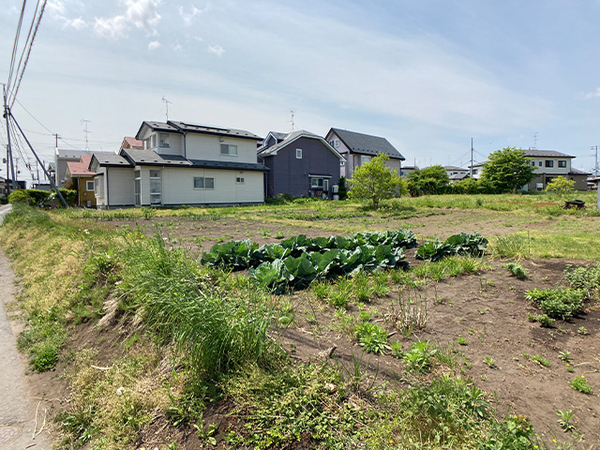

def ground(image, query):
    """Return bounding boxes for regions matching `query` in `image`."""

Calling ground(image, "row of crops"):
[201,230,488,293]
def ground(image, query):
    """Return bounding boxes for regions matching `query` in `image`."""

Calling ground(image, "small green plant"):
[577,326,589,335]
[531,355,550,367]
[504,262,529,280]
[390,341,403,359]
[275,230,284,239]
[566,364,574,373]
[527,313,555,327]
[259,228,271,238]
[556,409,576,432]
[525,288,585,320]
[559,351,572,363]
[402,340,437,373]
[569,376,593,394]
[354,322,390,355]
[483,357,497,369]
[457,336,467,346]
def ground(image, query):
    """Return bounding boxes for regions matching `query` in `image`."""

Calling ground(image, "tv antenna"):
[162,96,172,121]
[532,132,538,150]
[289,109,295,131]
[80,119,91,150]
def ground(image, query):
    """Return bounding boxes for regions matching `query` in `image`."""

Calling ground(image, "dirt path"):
[0,204,51,449]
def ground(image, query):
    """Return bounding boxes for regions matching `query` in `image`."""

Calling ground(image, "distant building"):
[522,149,589,191]
[400,165,418,177]
[324,128,405,178]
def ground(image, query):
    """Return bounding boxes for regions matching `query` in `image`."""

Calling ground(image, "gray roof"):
[188,159,269,171]
[135,120,262,141]
[329,128,405,160]
[56,149,114,159]
[168,121,262,140]
[121,149,192,166]
[91,153,131,167]
[444,166,467,171]
[257,130,320,156]
[522,149,574,158]
[569,168,591,175]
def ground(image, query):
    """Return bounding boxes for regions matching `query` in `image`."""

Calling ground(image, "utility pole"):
[3,84,17,192]
[592,146,598,176]
[470,137,474,177]
[53,133,60,148]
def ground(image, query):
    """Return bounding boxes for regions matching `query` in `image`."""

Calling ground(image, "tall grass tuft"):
[119,237,278,379]
[489,234,531,259]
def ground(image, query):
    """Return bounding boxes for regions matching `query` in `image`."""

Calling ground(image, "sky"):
[2,0,600,184]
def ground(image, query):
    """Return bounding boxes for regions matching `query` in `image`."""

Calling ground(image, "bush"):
[525,288,585,320]
[7,188,76,207]
[8,189,31,204]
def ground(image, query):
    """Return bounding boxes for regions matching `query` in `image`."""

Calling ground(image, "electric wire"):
[10,0,47,108]
[7,0,27,92]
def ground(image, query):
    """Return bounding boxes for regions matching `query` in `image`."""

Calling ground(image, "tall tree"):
[481,147,535,193]
[347,154,407,207]
[406,165,450,196]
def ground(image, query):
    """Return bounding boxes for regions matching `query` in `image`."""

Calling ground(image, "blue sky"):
[2,0,600,183]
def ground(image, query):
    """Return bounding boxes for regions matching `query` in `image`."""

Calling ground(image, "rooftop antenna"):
[532,132,538,150]
[162,96,172,121]
[80,119,91,150]
[289,109,295,131]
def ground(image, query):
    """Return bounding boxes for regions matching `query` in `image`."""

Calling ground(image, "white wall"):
[107,167,135,206]
[137,166,263,205]
[184,133,259,163]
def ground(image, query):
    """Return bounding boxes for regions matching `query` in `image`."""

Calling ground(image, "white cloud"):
[207,44,224,56]
[93,0,162,40]
[172,43,182,51]
[47,0,67,16]
[148,40,161,50]
[179,4,208,27]
[583,88,600,99]
[65,17,87,30]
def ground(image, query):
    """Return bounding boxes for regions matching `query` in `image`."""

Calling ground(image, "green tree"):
[347,154,407,207]
[337,176,348,200]
[481,147,535,193]
[406,165,450,196]
[545,176,575,196]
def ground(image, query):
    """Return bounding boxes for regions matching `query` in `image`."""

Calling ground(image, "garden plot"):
[100,209,600,447]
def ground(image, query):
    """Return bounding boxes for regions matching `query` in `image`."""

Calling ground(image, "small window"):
[360,155,371,165]
[159,133,170,148]
[531,161,535,166]
[194,177,215,189]
[296,149,302,159]
[86,180,94,191]
[311,178,325,188]
[236,177,245,184]
[334,139,340,148]
[539,161,542,166]
[150,134,157,148]
[220,144,238,156]
[545,160,554,168]
[558,160,567,168]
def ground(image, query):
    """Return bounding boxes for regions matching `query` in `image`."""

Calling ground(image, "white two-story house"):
[90,121,267,208]
[522,149,589,191]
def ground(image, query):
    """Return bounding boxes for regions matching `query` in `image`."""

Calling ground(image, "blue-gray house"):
[257,130,346,198]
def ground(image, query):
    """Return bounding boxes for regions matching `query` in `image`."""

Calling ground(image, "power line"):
[7,1,27,92]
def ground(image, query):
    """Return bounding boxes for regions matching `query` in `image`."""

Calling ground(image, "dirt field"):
[97,208,600,447]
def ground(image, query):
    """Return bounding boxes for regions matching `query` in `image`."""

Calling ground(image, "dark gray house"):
[258,130,346,198]
[324,128,405,179]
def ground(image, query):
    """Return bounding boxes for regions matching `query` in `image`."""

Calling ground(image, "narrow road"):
[0,204,51,449]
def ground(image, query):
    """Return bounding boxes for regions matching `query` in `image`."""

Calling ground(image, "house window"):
[531,161,536,166]
[220,144,238,156]
[236,177,245,184]
[86,180,94,191]
[149,170,161,205]
[360,155,371,165]
[296,149,303,159]
[150,134,157,148]
[545,160,554,168]
[539,161,542,166]
[159,133,170,148]
[558,160,567,168]
[334,139,340,148]
[310,177,330,190]
[194,177,215,189]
